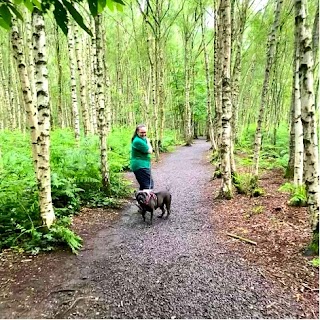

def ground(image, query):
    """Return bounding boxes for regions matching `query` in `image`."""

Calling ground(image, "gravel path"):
[25,139,303,319]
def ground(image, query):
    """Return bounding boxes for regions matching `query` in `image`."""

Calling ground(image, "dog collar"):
[144,192,157,206]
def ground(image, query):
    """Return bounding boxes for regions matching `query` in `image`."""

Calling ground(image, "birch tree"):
[252,0,283,178]
[295,0,319,232]
[220,0,233,198]
[95,14,110,192]
[11,18,39,180]
[200,0,217,151]
[32,8,55,227]
[67,19,80,145]
[293,34,304,186]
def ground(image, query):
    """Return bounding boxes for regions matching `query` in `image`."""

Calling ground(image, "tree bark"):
[219,0,233,198]
[200,0,217,150]
[11,18,39,180]
[252,0,283,178]
[295,0,320,230]
[32,8,55,228]
[95,14,110,192]
[67,19,80,145]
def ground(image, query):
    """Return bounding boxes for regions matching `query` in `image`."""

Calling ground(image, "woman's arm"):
[146,138,153,154]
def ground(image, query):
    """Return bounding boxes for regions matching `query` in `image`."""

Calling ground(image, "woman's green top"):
[130,136,151,172]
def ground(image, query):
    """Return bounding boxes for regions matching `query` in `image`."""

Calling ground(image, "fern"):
[279,183,307,207]
[50,225,82,254]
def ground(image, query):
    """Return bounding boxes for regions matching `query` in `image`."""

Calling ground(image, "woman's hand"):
[146,138,153,153]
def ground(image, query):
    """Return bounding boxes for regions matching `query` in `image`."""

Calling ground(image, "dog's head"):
[135,191,149,206]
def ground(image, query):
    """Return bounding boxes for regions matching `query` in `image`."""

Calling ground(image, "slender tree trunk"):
[54,25,65,128]
[287,53,297,179]
[214,0,223,151]
[11,18,39,177]
[67,19,80,145]
[32,8,55,228]
[8,50,15,130]
[252,0,283,178]
[200,0,217,151]
[231,0,249,144]
[90,19,98,134]
[95,14,110,192]
[74,25,90,136]
[293,37,304,186]
[184,35,193,146]
[220,0,233,198]
[295,0,320,231]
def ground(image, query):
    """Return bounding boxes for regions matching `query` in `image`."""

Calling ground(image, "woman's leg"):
[134,168,154,190]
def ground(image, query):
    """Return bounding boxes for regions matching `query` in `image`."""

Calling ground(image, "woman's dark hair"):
[131,124,146,142]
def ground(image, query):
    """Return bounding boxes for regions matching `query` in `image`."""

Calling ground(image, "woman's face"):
[137,127,147,138]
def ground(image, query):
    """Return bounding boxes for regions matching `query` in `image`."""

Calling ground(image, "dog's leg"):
[150,209,154,224]
[165,201,171,218]
[141,210,146,222]
[158,205,165,218]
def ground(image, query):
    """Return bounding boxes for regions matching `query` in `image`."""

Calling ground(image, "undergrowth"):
[0,128,178,254]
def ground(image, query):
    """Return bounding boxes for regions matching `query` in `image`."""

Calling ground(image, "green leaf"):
[24,0,34,12]
[115,3,123,12]
[98,0,106,13]
[32,0,41,10]
[0,17,10,30]
[0,4,12,26]
[88,0,98,16]
[106,0,114,11]
[62,0,93,37]
[112,0,125,5]
[7,4,24,21]
[13,0,24,5]
[53,0,68,36]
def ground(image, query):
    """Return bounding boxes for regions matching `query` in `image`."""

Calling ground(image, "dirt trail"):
[0,139,306,318]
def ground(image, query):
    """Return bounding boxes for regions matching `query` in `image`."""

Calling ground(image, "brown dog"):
[135,190,172,224]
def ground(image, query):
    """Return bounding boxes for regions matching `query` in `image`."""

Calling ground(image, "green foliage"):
[9,217,82,255]
[244,205,264,219]
[0,127,178,253]
[309,258,319,268]
[0,128,132,253]
[232,172,254,195]
[236,123,290,172]
[232,172,263,197]
[0,0,125,35]
[50,223,82,254]
[251,187,265,197]
[159,130,180,152]
[278,182,307,207]
[306,230,319,256]
[213,169,222,179]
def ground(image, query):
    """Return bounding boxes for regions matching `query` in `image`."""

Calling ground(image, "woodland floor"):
[0,139,318,319]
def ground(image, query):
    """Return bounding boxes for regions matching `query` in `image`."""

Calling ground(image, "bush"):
[278,182,307,207]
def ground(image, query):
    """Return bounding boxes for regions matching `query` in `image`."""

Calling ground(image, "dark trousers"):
[134,168,154,190]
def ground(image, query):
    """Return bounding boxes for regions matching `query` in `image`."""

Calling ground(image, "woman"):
[130,124,154,190]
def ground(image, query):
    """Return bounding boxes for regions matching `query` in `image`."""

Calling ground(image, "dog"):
[135,190,172,224]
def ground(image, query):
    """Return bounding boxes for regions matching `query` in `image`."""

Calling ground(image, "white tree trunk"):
[220,0,233,198]
[32,8,55,228]
[95,14,110,191]
[252,0,283,177]
[293,37,304,186]
[11,18,39,180]
[200,0,217,151]
[295,0,320,229]
[67,19,80,145]
[74,25,90,136]
[90,21,98,135]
